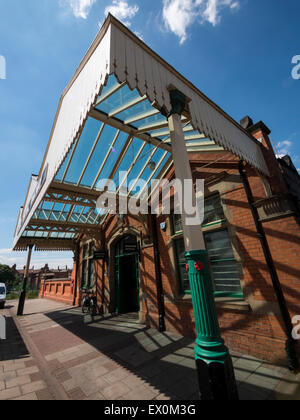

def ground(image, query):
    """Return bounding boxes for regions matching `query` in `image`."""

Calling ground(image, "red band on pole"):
[195,261,204,272]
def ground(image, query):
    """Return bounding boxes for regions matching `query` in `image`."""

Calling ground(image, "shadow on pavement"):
[0,314,29,362]
[44,307,198,399]
[43,306,285,400]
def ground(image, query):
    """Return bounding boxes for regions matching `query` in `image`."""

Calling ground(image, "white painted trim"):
[13,16,269,250]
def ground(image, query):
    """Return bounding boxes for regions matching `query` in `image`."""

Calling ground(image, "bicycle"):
[82,291,98,315]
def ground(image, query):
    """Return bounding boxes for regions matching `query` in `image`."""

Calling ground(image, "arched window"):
[81,241,95,290]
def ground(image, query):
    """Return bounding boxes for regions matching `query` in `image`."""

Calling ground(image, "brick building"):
[12,264,71,291]
[68,120,300,366]
[13,15,300,371]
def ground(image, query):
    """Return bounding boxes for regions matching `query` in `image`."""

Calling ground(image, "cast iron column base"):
[186,250,239,401]
[17,288,26,316]
[196,356,239,401]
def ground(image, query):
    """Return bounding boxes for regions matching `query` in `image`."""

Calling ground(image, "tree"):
[0,264,18,290]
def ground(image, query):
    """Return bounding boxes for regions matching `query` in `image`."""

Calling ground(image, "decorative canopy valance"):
[13,14,268,251]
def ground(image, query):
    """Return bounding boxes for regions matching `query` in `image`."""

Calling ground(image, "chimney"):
[240,116,287,193]
[240,116,253,130]
[240,116,274,152]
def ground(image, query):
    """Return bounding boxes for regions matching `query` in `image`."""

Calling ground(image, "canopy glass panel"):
[18,74,215,249]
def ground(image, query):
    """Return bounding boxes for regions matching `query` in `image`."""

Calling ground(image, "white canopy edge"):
[13,14,268,250]
[109,21,268,175]
[13,19,112,249]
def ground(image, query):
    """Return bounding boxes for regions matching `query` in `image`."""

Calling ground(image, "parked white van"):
[0,283,6,309]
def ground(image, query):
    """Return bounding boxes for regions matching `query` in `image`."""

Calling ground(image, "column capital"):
[169,89,186,116]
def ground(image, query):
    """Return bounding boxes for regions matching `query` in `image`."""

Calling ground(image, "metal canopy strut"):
[13,56,267,252]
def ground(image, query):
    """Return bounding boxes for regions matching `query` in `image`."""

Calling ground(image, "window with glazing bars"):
[81,242,95,290]
[173,194,243,298]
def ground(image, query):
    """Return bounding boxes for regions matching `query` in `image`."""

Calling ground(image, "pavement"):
[0,298,299,401]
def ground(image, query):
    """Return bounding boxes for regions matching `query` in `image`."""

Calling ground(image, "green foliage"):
[6,288,39,301]
[6,291,19,300]
[26,290,39,300]
[0,264,18,290]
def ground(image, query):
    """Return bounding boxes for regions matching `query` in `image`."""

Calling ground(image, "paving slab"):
[6,375,31,389]
[0,307,58,400]
[0,385,22,400]
[1,299,297,400]
[14,392,39,401]
[274,371,300,400]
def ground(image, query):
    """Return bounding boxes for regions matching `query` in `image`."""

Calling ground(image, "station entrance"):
[114,235,140,314]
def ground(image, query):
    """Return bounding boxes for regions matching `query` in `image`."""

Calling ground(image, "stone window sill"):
[215,297,251,312]
[169,295,251,312]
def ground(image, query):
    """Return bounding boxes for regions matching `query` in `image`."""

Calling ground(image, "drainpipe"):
[151,214,166,333]
[238,160,299,371]
[73,242,80,307]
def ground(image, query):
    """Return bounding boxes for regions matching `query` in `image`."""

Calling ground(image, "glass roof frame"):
[19,74,219,245]
[12,14,269,253]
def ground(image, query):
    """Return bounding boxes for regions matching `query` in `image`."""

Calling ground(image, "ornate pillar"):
[167,90,239,400]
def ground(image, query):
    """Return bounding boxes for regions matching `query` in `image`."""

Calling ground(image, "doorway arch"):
[114,234,140,314]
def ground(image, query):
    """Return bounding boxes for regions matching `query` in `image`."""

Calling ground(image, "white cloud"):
[277,140,293,158]
[162,0,240,44]
[162,0,200,45]
[105,0,139,26]
[61,0,96,19]
[0,249,73,270]
[276,132,300,164]
[134,31,144,41]
[204,0,237,26]
[230,1,240,9]
[0,249,13,255]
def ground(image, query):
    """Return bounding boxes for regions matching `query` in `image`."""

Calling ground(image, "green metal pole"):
[167,90,239,400]
[186,250,227,362]
[186,250,238,400]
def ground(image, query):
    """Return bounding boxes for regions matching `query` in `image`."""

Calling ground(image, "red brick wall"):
[264,217,300,317]
[39,279,74,305]
[72,146,300,365]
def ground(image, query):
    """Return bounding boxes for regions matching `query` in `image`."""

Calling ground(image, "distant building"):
[12,264,71,290]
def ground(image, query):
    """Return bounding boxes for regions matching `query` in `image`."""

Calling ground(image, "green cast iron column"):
[186,250,228,362]
[167,90,239,400]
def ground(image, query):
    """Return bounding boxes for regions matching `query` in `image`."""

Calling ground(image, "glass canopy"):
[19,74,219,247]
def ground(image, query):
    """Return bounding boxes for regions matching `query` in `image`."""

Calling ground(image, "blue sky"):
[0,0,299,268]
